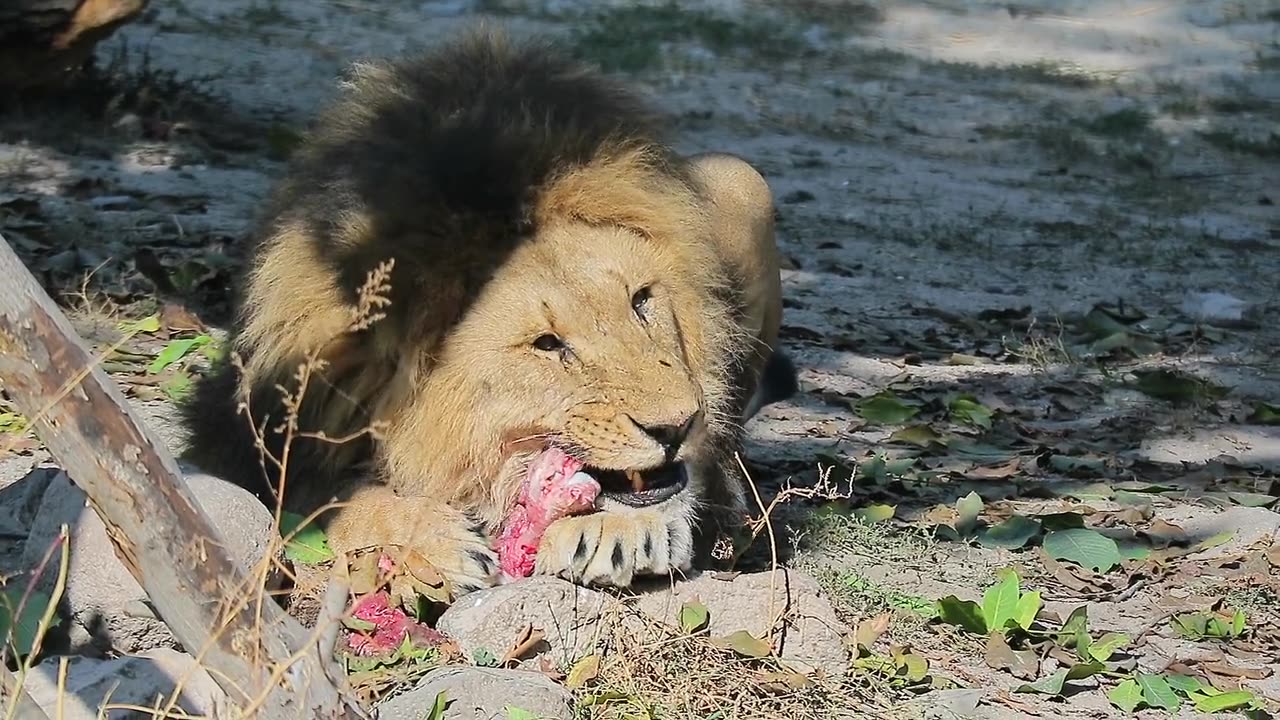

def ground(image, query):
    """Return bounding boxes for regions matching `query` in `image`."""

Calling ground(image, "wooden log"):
[0,0,148,90]
[0,232,366,720]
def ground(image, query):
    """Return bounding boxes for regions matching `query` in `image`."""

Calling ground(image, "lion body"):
[181,30,791,594]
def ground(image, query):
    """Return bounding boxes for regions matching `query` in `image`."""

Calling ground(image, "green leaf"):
[1037,512,1085,531]
[160,373,194,402]
[716,630,771,658]
[0,588,59,658]
[1013,663,1101,697]
[949,395,993,430]
[279,511,336,564]
[888,425,947,448]
[1136,673,1180,711]
[1086,632,1129,662]
[1193,529,1235,552]
[118,314,161,335]
[1248,402,1280,425]
[977,516,1041,549]
[425,691,449,720]
[1048,454,1106,477]
[1172,613,1209,639]
[1056,606,1089,649]
[147,335,212,374]
[472,647,498,667]
[678,598,709,634]
[1163,673,1205,695]
[954,491,984,536]
[981,570,1021,632]
[856,391,920,425]
[1231,609,1246,637]
[566,654,601,689]
[1109,678,1143,713]
[1193,689,1257,713]
[1132,369,1227,404]
[936,596,986,635]
[1013,591,1042,630]
[1042,528,1122,572]
[1116,540,1151,561]
[1226,492,1277,508]
[506,708,539,720]
[852,503,896,524]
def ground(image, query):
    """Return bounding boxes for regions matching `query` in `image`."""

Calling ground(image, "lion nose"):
[632,412,698,460]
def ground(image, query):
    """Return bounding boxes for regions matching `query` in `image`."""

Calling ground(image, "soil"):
[2,1,1277,718]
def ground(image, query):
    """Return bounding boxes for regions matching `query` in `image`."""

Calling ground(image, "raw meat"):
[496,446,601,579]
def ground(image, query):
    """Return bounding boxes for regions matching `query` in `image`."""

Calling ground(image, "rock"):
[436,576,617,663]
[22,648,227,720]
[376,666,573,720]
[1180,291,1257,328]
[0,466,57,543]
[20,469,278,655]
[633,569,850,676]
[438,570,849,678]
[1177,506,1280,559]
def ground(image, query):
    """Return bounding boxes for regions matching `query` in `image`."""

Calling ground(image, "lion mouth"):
[588,462,689,508]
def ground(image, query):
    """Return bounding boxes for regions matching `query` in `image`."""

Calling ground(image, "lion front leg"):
[533,505,696,587]
[322,483,500,597]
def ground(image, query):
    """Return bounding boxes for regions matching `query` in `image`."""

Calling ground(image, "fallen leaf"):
[500,624,546,667]
[1194,689,1259,713]
[279,512,336,565]
[1135,673,1180,711]
[1247,402,1280,425]
[852,503,896,524]
[856,391,920,425]
[967,457,1022,480]
[854,612,892,652]
[1086,633,1129,662]
[679,597,710,635]
[978,516,1041,549]
[565,654,600,689]
[160,303,206,333]
[1043,528,1122,573]
[714,630,771,658]
[955,491,985,536]
[536,656,565,683]
[888,425,947,448]
[985,632,1039,679]
[756,671,812,693]
[981,570,1021,632]
[1108,678,1142,712]
[1132,369,1227,404]
[936,596,986,635]
[949,395,994,430]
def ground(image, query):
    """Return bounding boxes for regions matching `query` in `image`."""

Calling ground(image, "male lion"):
[180,30,795,596]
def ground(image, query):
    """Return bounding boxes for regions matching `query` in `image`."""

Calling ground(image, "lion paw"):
[533,509,694,587]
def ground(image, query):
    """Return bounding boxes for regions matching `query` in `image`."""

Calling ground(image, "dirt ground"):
[2,1,1278,718]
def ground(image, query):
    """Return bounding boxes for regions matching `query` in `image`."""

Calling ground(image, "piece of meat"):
[496,447,601,580]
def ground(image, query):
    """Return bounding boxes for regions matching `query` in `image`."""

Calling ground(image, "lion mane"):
[180,28,791,578]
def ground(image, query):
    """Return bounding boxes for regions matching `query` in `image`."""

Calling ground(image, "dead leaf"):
[536,656,565,683]
[713,630,772,658]
[160,303,206,333]
[500,624,547,667]
[756,671,812,693]
[854,612,892,652]
[1265,544,1280,568]
[967,457,1023,480]
[985,632,1039,680]
[566,654,600,689]
[711,571,741,581]
[1202,661,1272,680]
[1143,519,1188,547]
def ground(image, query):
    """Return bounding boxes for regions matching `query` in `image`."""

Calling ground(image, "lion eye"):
[532,334,565,352]
[631,286,652,318]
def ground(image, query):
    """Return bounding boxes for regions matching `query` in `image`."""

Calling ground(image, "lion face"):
[398,220,718,514]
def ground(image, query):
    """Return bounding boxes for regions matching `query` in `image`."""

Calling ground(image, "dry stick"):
[0,235,365,720]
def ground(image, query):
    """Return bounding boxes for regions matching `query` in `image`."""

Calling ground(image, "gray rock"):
[1180,291,1257,328]
[0,466,57,543]
[438,570,849,678]
[633,569,850,677]
[436,576,617,666]
[22,648,227,720]
[376,666,573,720]
[1177,506,1280,559]
[20,469,277,655]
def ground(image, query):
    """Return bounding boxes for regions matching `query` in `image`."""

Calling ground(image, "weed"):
[1198,129,1280,158]
[568,3,808,73]
[1084,108,1151,137]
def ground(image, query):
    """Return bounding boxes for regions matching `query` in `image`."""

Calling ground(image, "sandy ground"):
[2,0,1278,717]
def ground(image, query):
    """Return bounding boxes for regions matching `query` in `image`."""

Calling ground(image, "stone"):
[376,666,573,720]
[436,576,617,664]
[19,469,278,655]
[21,648,227,720]
[633,569,850,676]
[437,570,849,678]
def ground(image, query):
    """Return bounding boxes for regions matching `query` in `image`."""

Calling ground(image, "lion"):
[179,29,795,597]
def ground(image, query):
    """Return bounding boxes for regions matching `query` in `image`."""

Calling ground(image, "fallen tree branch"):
[0,233,365,720]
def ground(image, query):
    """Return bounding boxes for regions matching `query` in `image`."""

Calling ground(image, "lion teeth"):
[625,469,644,492]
